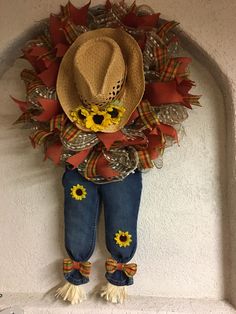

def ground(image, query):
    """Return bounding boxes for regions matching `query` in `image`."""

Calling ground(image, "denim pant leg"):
[100,171,142,286]
[63,168,100,285]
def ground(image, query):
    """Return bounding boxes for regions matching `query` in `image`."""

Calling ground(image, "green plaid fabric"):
[30,130,52,147]
[137,100,159,129]
[184,95,201,107]
[50,113,67,132]
[137,150,154,169]
[157,21,179,39]
[160,59,181,81]
[62,123,80,142]
[155,46,168,72]
[84,150,101,179]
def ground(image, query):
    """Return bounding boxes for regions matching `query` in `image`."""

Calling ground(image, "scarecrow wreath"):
[12,0,200,305]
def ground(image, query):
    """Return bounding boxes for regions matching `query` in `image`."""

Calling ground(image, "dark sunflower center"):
[76,189,83,196]
[109,108,119,118]
[93,114,104,125]
[119,235,127,242]
[78,110,86,120]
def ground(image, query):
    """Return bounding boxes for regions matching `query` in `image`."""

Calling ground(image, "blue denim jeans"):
[62,167,142,286]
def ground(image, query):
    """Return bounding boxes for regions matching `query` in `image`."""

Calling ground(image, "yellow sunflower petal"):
[114,230,132,248]
[106,105,126,125]
[70,184,87,201]
[91,105,99,113]
[85,116,94,128]
[80,108,89,117]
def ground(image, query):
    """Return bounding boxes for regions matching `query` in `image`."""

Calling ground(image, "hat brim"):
[56,28,145,133]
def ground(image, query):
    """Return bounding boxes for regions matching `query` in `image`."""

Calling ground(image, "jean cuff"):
[105,271,134,286]
[64,270,89,286]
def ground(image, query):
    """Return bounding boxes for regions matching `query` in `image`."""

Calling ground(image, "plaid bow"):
[63,258,91,278]
[105,258,137,278]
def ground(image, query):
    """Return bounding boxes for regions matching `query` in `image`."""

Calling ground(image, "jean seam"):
[82,185,99,261]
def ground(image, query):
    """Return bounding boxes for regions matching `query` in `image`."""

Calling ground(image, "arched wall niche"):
[155,26,236,311]
[179,30,236,308]
[0,1,236,312]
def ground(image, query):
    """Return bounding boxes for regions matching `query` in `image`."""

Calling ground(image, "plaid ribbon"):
[137,149,154,169]
[84,150,101,179]
[157,21,179,39]
[160,59,181,82]
[105,258,137,278]
[30,130,53,147]
[50,113,67,132]
[137,100,159,129]
[155,46,168,72]
[183,95,201,107]
[29,115,66,148]
[63,258,91,278]
[62,123,80,142]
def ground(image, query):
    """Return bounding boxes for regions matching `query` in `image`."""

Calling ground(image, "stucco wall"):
[0,0,236,311]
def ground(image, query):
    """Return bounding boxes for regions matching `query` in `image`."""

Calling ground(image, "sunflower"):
[85,105,112,132]
[107,103,126,124]
[114,230,132,248]
[70,106,89,125]
[70,184,87,201]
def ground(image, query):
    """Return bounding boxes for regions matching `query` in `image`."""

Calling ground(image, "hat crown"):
[73,37,126,107]
[57,27,145,133]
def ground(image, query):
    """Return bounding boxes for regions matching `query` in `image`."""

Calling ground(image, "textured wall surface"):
[0,0,236,310]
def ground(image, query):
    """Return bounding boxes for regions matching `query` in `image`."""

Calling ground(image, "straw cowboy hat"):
[56,28,145,133]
